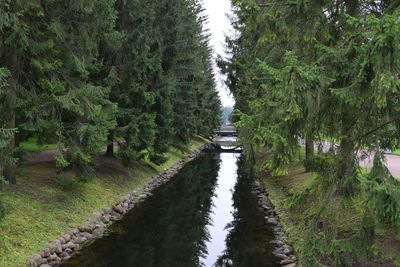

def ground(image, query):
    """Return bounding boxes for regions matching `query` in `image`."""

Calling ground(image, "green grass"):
[392,149,400,156]
[19,138,57,153]
[0,138,205,267]
[256,147,400,266]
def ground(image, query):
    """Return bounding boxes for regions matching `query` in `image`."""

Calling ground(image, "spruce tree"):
[225,0,400,264]
[0,68,16,219]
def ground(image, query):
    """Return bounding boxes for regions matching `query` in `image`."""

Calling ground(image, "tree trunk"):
[3,101,16,184]
[305,137,315,171]
[335,138,356,195]
[305,138,314,161]
[3,45,18,184]
[105,131,114,157]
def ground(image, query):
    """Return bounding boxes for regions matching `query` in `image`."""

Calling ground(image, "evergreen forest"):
[222,0,400,265]
[2,0,400,266]
[0,0,221,186]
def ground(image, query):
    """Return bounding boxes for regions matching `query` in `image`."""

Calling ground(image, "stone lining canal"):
[62,150,279,266]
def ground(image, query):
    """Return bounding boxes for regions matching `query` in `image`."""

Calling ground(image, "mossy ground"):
[0,138,205,267]
[255,148,400,266]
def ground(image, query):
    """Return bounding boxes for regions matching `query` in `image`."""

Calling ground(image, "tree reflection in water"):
[62,152,278,267]
[214,155,279,267]
[62,152,220,267]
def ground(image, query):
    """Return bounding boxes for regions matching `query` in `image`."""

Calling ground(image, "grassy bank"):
[0,138,205,267]
[255,148,400,266]
[19,138,58,153]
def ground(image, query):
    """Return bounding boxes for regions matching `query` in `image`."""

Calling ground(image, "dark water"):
[62,151,279,267]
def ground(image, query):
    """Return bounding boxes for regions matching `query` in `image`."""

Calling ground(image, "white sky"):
[201,0,235,107]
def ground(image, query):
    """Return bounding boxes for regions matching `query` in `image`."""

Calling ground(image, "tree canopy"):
[223,0,400,264]
[0,0,221,185]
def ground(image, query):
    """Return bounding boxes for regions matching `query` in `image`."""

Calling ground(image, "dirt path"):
[24,150,56,165]
[26,144,400,178]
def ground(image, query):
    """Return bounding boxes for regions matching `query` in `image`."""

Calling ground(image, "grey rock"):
[62,234,71,243]
[64,248,73,254]
[39,265,52,267]
[48,254,58,261]
[274,253,288,260]
[110,215,121,222]
[103,207,112,214]
[281,258,296,265]
[273,248,284,255]
[80,224,93,233]
[71,228,79,235]
[101,215,111,224]
[270,240,284,246]
[61,242,75,250]
[54,240,62,254]
[113,205,126,214]
[27,259,37,267]
[42,248,51,258]
[46,243,56,255]
[282,264,297,267]
[262,204,272,211]
[93,211,103,221]
[60,251,70,258]
[73,236,87,244]
[283,247,292,255]
[92,227,105,237]
[267,218,279,226]
[110,210,120,218]
[80,232,93,240]
[58,237,66,245]
[30,254,44,265]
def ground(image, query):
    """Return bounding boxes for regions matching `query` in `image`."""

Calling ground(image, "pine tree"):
[0,68,16,219]
[163,0,221,147]
[0,0,51,183]
[225,0,400,264]
[33,1,118,176]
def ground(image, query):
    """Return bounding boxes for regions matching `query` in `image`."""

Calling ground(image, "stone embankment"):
[26,144,208,267]
[252,180,298,267]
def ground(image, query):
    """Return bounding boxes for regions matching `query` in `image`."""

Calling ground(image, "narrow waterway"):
[62,150,279,267]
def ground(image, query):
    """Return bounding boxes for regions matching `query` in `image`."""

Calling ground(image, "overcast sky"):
[201,0,235,107]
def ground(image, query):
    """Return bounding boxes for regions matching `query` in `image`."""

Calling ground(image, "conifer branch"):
[353,119,396,142]
[258,3,296,8]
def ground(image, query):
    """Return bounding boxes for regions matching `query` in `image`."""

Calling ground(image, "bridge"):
[214,125,238,137]
[212,125,242,152]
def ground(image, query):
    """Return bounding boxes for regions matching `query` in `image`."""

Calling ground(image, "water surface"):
[62,151,279,267]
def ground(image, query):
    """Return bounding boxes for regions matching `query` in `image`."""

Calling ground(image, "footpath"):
[303,140,400,178]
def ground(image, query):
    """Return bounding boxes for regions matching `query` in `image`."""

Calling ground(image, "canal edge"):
[252,180,298,267]
[25,143,210,267]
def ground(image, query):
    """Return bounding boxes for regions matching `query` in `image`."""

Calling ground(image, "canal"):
[62,150,279,267]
